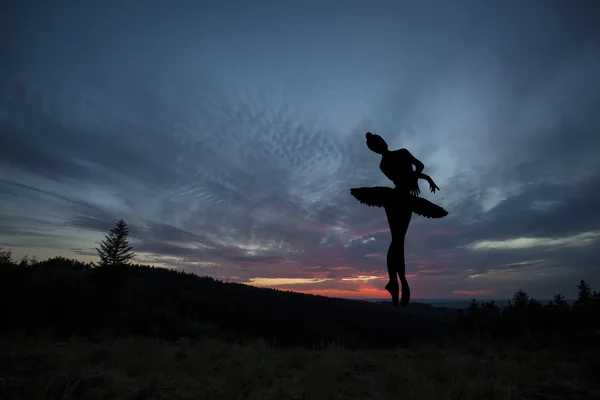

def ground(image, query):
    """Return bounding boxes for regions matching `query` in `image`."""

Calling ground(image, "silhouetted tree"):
[512,289,529,308]
[593,290,600,307]
[572,279,596,337]
[468,298,480,313]
[575,279,592,308]
[0,246,12,264]
[18,254,37,267]
[96,219,135,267]
[552,293,569,309]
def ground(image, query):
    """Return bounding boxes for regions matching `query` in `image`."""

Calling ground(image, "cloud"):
[248,277,330,286]
[465,231,600,251]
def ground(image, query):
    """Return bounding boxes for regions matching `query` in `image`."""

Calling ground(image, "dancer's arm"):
[396,148,424,174]
[406,149,424,174]
[417,172,440,193]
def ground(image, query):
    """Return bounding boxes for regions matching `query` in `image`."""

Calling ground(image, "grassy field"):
[2,336,599,400]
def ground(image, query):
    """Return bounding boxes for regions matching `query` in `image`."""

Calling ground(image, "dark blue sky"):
[2,0,600,299]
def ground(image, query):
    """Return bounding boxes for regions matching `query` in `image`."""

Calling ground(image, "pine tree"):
[96,219,135,267]
[512,289,529,308]
[575,279,592,307]
[552,293,569,309]
[593,290,600,308]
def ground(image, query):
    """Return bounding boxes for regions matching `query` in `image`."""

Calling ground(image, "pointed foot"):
[385,281,399,307]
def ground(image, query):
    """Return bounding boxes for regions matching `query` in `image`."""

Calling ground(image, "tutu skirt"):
[350,186,448,219]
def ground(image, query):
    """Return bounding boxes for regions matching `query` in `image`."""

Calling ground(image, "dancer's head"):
[366,132,388,154]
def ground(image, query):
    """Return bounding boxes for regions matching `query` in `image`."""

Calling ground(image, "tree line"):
[1,219,599,350]
[0,220,446,349]
[457,281,600,350]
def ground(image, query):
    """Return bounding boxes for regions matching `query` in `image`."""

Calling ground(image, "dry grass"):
[1,335,599,400]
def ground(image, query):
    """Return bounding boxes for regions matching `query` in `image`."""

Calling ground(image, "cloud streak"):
[466,231,600,251]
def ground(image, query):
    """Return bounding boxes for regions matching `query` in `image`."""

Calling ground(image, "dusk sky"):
[2,0,600,300]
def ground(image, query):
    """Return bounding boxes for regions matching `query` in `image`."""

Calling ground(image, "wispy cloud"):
[249,277,330,286]
[465,231,600,251]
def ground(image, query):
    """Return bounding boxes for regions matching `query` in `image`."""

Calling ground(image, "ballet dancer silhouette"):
[350,132,448,307]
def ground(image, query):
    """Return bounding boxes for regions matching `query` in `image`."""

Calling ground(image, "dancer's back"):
[379,148,419,193]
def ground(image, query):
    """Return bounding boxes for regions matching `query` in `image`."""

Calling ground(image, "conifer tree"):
[0,246,12,264]
[552,293,569,309]
[578,279,592,299]
[575,279,592,308]
[96,219,135,267]
[512,289,529,308]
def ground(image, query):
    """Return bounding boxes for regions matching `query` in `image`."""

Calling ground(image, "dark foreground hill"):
[0,257,456,349]
[4,335,600,400]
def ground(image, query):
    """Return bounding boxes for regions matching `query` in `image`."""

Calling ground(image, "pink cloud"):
[331,266,355,271]
[364,253,383,258]
[297,287,386,299]
[296,275,429,299]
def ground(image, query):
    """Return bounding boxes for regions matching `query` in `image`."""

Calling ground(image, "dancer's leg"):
[398,244,411,307]
[388,238,411,306]
[385,243,400,306]
[383,193,413,306]
[398,208,413,307]
[385,206,412,307]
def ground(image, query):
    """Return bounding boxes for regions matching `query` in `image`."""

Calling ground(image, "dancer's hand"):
[429,181,440,193]
[410,178,420,196]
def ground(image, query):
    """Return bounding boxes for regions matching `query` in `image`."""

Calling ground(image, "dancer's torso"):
[379,149,417,240]
[380,148,416,193]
